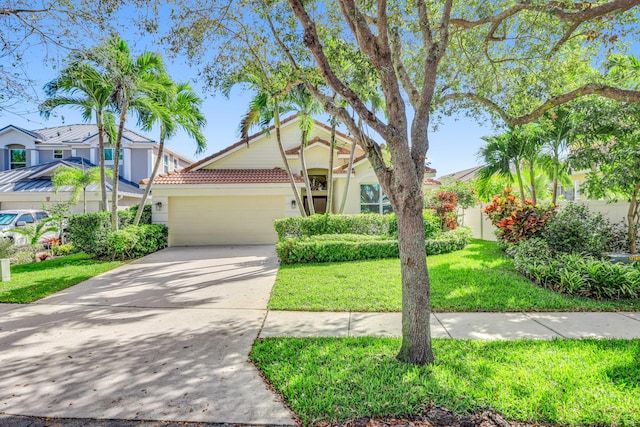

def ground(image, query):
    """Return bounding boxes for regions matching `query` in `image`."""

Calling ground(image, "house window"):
[10,149,26,169]
[104,148,123,162]
[173,158,178,170]
[53,149,63,159]
[360,184,392,214]
[163,154,169,173]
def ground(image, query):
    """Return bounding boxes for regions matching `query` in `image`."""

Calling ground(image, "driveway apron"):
[0,246,295,425]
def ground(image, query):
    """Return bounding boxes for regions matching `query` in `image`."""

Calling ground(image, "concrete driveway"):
[0,246,295,425]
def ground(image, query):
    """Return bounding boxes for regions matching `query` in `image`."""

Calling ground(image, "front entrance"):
[304,196,327,215]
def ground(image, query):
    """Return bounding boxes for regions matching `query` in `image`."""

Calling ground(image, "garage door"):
[168,196,285,245]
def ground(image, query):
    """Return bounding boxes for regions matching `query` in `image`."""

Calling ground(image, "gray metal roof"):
[34,124,155,145]
[0,158,144,197]
[0,125,44,140]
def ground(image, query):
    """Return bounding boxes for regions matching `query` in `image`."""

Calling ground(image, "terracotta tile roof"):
[149,168,303,185]
[286,137,351,155]
[423,178,442,186]
[333,155,367,173]
[425,165,436,174]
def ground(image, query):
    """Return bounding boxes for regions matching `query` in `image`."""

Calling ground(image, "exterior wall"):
[212,134,285,169]
[39,150,54,164]
[75,148,91,160]
[0,149,6,170]
[130,148,150,184]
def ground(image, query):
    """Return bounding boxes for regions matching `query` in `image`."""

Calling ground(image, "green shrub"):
[10,248,34,265]
[0,238,15,259]
[544,203,628,258]
[67,211,111,255]
[53,243,74,256]
[274,212,439,241]
[276,228,471,264]
[102,224,168,260]
[118,204,153,228]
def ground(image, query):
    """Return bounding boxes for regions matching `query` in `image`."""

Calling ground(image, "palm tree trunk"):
[628,183,640,254]
[83,187,87,213]
[326,119,336,214]
[528,159,537,205]
[339,124,359,214]
[96,111,108,212]
[111,107,127,231]
[300,128,315,215]
[552,175,559,205]
[514,161,526,201]
[274,102,305,216]
[133,130,165,226]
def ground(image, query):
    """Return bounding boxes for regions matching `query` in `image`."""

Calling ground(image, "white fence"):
[461,200,631,241]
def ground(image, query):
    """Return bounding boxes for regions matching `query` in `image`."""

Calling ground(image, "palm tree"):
[83,35,171,230]
[52,162,112,213]
[286,84,323,215]
[11,217,58,262]
[133,81,207,226]
[222,69,306,216]
[539,108,573,204]
[41,61,115,212]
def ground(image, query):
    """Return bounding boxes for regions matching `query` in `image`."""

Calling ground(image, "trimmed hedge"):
[508,238,640,299]
[274,212,439,240]
[102,224,168,260]
[276,227,471,264]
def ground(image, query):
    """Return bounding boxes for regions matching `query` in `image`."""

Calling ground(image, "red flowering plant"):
[484,188,556,244]
[427,191,458,231]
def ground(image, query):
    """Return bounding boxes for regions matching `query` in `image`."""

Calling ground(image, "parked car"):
[0,210,51,246]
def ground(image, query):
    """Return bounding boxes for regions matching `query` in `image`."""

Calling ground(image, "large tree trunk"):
[111,107,127,231]
[96,111,108,211]
[395,188,434,365]
[300,128,315,215]
[133,130,165,226]
[326,119,336,214]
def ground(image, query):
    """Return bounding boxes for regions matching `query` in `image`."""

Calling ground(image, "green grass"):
[252,337,640,426]
[0,253,125,303]
[269,239,640,311]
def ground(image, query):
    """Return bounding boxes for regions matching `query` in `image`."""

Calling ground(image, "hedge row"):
[103,224,168,260]
[274,212,440,240]
[508,238,640,299]
[276,227,471,264]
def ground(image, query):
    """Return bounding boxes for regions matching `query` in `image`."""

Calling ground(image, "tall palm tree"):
[52,162,113,213]
[286,84,323,215]
[133,81,207,225]
[540,108,573,205]
[222,69,306,216]
[84,35,171,230]
[40,61,115,212]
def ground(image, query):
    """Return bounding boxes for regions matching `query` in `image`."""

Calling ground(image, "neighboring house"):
[0,158,144,213]
[438,165,483,183]
[0,123,193,211]
[149,115,437,246]
[0,124,192,184]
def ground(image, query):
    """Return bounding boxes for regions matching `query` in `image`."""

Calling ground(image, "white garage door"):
[168,195,285,245]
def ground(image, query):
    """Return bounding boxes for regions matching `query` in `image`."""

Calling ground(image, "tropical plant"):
[51,163,112,213]
[11,217,59,261]
[134,81,207,225]
[41,60,115,211]
[538,107,574,205]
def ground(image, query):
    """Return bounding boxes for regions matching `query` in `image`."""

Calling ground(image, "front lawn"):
[269,239,640,311]
[252,337,640,426]
[0,253,125,303]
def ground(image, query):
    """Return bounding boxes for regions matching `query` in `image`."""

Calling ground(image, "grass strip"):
[0,253,125,303]
[269,239,640,311]
[252,337,640,426]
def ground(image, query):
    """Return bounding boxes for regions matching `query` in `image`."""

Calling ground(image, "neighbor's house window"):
[360,184,392,214]
[104,148,123,162]
[163,154,169,173]
[10,149,27,169]
[173,158,178,170]
[53,149,63,159]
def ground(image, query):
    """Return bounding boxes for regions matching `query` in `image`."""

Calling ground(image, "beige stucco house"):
[149,115,436,246]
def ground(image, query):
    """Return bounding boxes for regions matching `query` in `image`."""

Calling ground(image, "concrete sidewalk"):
[260,311,640,340]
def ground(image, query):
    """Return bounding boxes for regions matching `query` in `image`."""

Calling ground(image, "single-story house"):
[0,158,144,213]
[148,115,436,246]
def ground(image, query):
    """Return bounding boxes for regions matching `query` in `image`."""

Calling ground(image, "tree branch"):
[390,28,420,107]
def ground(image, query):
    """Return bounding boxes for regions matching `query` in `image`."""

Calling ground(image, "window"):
[104,148,123,162]
[360,184,392,214]
[173,158,178,170]
[10,149,26,169]
[163,154,169,173]
[53,149,63,159]
[17,213,34,224]
[34,211,49,221]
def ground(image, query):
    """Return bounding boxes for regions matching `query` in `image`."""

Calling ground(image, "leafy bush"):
[484,188,555,244]
[275,213,440,241]
[276,228,471,264]
[118,204,153,228]
[53,243,74,256]
[10,248,35,265]
[102,224,168,260]
[0,238,15,259]
[426,191,458,231]
[508,238,640,299]
[67,211,111,255]
[544,203,629,258]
